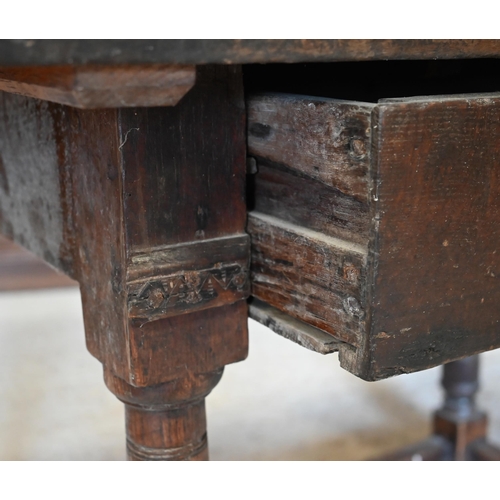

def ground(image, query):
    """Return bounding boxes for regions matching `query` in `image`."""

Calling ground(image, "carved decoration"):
[128,264,249,323]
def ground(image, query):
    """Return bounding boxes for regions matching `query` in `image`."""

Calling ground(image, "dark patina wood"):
[0,65,249,459]
[0,40,499,67]
[127,235,249,325]
[250,162,370,246]
[247,94,373,201]
[248,92,500,380]
[369,94,500,378]
[0,94,75,274]
[104,367,223,460]
[249,211,366,347]
[249,298,345,355]
[0,64,195,108]
[2,41,500,461]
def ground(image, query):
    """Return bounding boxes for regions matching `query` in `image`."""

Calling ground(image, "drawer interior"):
[243,59,500,103]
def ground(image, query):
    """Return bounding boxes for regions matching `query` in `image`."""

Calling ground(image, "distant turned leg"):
[378,355,500,461]
[433,355,486,460]
[105,368,223,461]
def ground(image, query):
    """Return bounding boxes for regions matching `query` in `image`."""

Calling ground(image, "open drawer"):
[246,90,500,380]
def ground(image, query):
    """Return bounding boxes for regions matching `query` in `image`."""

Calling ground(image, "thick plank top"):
[1,40,499,67]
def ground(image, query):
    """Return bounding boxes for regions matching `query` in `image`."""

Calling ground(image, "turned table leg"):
[0,65,249,460]
[379,354,500,461]
[434,355,500,461]
[433,355,486,460]
[125,403,208,461]
[105,368,223,461]
[86,65,248,460]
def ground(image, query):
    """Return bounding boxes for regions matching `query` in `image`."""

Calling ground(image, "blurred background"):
[1,234,499,461]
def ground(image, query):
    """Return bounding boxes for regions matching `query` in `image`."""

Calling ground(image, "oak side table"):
[1,40,500,460]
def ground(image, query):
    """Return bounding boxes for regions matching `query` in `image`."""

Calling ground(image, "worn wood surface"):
[127,301,248,387]
[0,65,195,108]
[105,367,223,460]
[249,298,344,354]
[251,163,370,246]
[90,65,248,385]
[367,93,500,379]
[249,211,366,347]
[0,66,249,386]
[127,235,249,324]
[247,91,500,380]
[248,94,373,200]
[0,65,249,460]
[247,93,371,359]
[119,66,246,251]
[1,40,499,67]
[0,93,75,274]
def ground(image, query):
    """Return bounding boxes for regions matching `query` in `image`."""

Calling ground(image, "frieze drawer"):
[246,92,500,381]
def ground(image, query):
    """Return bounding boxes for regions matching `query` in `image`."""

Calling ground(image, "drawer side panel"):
[253,162,370,246]
[247,93,373,200]
[249,211,366,347]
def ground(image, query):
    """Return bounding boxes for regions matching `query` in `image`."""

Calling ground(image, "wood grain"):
[252,163,370,246]
[70,66,249,386]
[105,367,223,461]
[0,66,250,460]
[248,93,373,200]
[1,40,499,66]
[248,91,500,380]
[119,66,246,251]
[249,298,345,354]
[127,235,249,324]
[63,105,131,379]
[366,93,500,379]
[0,93,74,274]
[0,65,195,108]
[249,211,366,347]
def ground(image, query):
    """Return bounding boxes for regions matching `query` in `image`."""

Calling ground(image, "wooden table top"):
[1,39,500,67]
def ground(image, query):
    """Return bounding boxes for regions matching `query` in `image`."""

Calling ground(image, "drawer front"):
[247,92,500,380]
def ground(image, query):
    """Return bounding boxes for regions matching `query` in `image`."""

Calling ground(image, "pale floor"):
[0,288,499,461]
